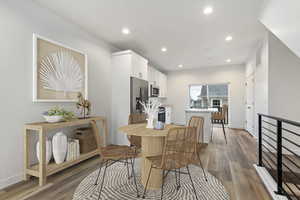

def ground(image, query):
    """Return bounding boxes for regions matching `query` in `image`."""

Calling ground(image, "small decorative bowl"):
[154,121,165,130]
[43,115,63,123]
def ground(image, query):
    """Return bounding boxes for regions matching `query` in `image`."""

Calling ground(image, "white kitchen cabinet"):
[148,65,167,97]
[154,69,161,86]
[113,50,148,81]
[147,65,156,84]
[158,72,167,98]
[131,52,148,80]
[111,50,148,145]
[147,65,160,86]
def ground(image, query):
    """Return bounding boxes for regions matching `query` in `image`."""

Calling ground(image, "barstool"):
[211,105,228,143]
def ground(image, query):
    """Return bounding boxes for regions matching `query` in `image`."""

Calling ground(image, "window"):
[189,85,207,108]
[189,84,228,109]
[211,99,222,107]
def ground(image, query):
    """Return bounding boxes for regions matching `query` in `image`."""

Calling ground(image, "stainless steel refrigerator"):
[130,77,149,114]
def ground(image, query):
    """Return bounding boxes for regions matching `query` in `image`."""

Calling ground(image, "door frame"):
[245,74,255,136]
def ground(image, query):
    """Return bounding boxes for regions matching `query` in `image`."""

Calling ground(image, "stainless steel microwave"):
[150,84,160,97]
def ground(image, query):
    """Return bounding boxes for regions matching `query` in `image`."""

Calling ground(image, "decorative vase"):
[36,139,52,164]
[146,115,154,129]
[52,132,68,164]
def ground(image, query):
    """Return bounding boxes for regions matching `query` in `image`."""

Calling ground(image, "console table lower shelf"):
[24,117,107,186]
[26,150,98,178]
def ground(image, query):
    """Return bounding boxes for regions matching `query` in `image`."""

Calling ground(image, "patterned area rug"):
[73,160,230,200]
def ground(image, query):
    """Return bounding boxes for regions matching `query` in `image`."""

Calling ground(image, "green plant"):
[61,110,75,121]
[44,106,75,121]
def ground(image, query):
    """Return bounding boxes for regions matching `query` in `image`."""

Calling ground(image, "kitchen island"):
[185,108,218,143]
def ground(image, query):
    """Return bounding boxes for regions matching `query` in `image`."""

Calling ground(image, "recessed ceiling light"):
[203,6,213,15]
[161,47,167,52]
[226,59,232,63]
[225,36,233,41]
[122,27,130,35]
[178,64,183,68]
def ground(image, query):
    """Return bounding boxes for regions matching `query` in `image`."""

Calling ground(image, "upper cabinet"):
[131,52,148,80]
[148,65,157,85]
[148,65,167,98]
[112,50,167,98]
[159,72,167,98]
[112,50,148,81]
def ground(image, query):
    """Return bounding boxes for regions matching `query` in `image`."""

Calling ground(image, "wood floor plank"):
[0,128,271,200]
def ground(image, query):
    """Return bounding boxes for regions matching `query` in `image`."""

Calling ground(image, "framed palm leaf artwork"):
[33,34,88,102]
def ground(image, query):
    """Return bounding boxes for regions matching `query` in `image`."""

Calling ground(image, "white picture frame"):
[33,34,88,102]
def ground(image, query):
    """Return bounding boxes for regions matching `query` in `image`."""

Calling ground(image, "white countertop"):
[185,108,218,113]
[160,104,172,107]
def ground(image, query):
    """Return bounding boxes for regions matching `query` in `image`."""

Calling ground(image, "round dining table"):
[118,123,180,190]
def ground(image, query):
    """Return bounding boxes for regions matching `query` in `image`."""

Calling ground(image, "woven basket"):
[74,127,97,154]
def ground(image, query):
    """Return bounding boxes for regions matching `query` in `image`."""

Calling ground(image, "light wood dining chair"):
[127,113,147,151]
[91,121,140,199]
[142,127,200,200]
[211,104,228,143]
[124,113,147,181]
[188,116,208,181]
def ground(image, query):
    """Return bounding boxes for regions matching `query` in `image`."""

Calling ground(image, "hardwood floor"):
[0,128,271,200]
[206,128,271,200]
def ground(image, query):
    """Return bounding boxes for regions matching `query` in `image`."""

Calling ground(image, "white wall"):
[0,1,117,189]
[268,33,300,121]
[246,30,300,127]
[260,0,300,58]
[246,31,300,153]
[245,34,269,137]
[166,65,246,129]
[268,32,300,154]
[245,55,256,78]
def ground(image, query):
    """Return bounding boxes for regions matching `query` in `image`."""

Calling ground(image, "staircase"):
[267,168,300,199]
[258,114,300,200]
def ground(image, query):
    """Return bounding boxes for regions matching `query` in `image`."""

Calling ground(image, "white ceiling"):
[33,0,266,71]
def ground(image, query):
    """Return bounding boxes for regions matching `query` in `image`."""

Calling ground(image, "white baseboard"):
[0,173,23,190]
[254,165,287,200]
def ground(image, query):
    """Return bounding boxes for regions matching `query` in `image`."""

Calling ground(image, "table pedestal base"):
[141,136,165,190]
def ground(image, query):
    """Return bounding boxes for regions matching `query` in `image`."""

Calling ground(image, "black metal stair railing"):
[258,114,300,200]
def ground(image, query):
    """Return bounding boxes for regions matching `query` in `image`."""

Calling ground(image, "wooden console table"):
[24,116,107,186]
